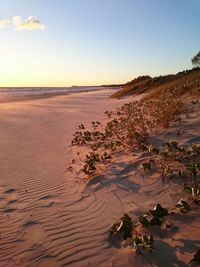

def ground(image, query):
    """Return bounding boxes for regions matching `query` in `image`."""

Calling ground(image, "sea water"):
[0,86,104,97]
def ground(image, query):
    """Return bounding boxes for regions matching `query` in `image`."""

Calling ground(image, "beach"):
[0,89,130,267]
[1,1,199,266]
[0,89,200,267]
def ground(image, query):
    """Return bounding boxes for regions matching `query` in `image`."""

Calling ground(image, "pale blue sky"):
[0,0,199,86]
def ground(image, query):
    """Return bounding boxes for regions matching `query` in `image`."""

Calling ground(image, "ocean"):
[0,86,105,97]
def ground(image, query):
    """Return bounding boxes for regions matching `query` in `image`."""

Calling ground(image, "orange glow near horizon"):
[0,1,198,87]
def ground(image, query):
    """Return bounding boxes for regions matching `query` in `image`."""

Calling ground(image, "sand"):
[0,89,199,267]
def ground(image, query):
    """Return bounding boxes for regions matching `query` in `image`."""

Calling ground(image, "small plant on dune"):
[101,151,112,160]
[105,110,113,118]
[161,164,173,177]
[110,213,133,240]
[81,152,100,175]
[142,161,152,171]
[149,145,160,155]
[184,184,200,204]
[78,124,85,130]
[162,141,185,160]
[133,234,154,253]
[190,249,200,264]
[175,199,191,213]
[149,203,169,218]
[192,145,200,155]
[91,121,101,129]
[164,141,184,152]
[139,204,168,227]
[139,143,149,151]
[131,131,148,146]
[187,163,200,180]
[71,130,92,145]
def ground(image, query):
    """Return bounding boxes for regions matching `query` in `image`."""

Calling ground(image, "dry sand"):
[0,89,199,267]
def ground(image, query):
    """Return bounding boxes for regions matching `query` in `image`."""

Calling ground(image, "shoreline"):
[0,86,120,104]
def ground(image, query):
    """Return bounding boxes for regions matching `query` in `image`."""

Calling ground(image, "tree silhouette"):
[191,51,200,67]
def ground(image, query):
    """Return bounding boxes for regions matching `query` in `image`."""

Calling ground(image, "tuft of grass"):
[111,75,151,98]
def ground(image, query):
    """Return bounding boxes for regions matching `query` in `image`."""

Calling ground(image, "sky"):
[0,0,199,87]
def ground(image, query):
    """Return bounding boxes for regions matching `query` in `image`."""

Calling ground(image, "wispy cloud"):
[0,16,45,31]
[12,16,45,31]
[0,19,10,29]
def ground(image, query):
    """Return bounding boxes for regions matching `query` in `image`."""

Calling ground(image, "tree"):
[191,51,200,68]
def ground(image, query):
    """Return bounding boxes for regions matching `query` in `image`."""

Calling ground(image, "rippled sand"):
[0,90,199,267]
[0,90,130,266]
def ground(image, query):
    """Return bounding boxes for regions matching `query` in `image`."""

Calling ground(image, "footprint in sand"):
[22,216,47,244]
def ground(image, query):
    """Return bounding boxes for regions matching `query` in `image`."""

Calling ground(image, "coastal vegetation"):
[110,67,200,99]
[68,66,200,265]
[192,51,200,68]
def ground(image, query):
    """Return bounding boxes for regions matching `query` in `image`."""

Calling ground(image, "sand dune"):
[0,90,199,266]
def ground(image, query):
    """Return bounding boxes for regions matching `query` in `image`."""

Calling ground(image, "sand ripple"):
[1,91,199,266]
